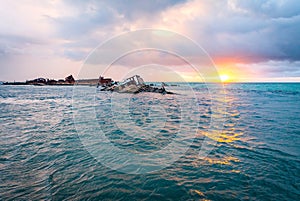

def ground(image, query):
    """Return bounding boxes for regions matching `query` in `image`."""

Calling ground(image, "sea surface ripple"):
[0,83,299,200]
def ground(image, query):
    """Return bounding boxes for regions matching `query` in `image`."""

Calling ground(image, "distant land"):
[2,75,99,86]
[2,75,300,86]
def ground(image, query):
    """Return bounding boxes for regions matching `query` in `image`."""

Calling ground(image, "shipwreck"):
[97,75,174,94]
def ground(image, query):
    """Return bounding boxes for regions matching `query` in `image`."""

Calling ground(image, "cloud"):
[156,0,300,63]
[230,0,300,18]
[0,34,47,58]
[237,60,300,77]
[0,0,299,81]
[48,2,118,39]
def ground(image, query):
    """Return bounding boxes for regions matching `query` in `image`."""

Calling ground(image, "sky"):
[0,0,300,82]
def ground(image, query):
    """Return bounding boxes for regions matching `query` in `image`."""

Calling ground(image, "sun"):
[220,74,230,82]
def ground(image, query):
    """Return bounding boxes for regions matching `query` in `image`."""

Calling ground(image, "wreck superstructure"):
[97,75,174,94]
[113,75,145,93]
[122,75,145,86]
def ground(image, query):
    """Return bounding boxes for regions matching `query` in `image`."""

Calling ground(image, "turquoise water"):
[0,84,299,200]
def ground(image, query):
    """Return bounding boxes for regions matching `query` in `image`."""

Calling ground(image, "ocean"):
[0,83,299,200]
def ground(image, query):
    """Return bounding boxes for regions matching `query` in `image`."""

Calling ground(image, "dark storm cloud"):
[187,0,300,63]
[270,15,300,61]
[244,0,300,62]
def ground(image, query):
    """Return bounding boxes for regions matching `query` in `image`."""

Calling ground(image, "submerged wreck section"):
[97,75,174,94]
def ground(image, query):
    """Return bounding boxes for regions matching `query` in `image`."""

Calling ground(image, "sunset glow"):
[0,0,299,82]
[220,74,230,82]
